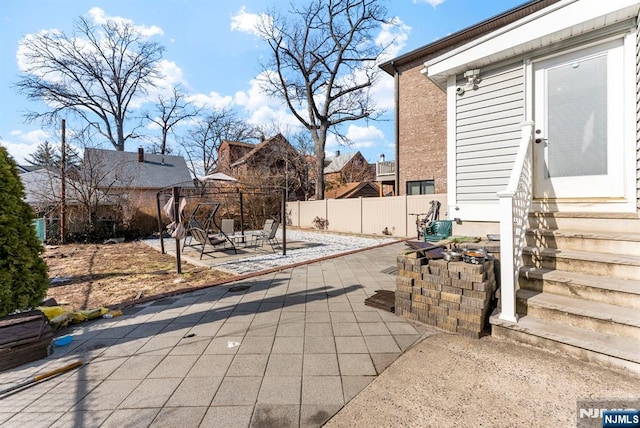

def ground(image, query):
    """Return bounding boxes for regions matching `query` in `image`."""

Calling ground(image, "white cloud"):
[86,7,163,38]
[413,0,446,7]
[376,17,411,62]
[230,6,270,38]
[325,124,387,155]
[187,91,234,110]
[234,72,278,111]
[156,60,185,87]
[134,59,191,109]
[1,129,51,164]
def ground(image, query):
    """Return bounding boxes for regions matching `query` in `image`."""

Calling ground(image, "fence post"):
[404,194,409,238]
[359,197,363,234]
[325,199,329,231]
[281,188,286,256]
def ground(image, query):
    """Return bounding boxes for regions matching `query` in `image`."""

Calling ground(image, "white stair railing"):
[496,121,535,322]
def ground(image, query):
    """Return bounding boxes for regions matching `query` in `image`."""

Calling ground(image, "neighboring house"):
[324,151,375,190]
[390,0,640,372]
[20,148,193,238]
[216,140,255,174]
[325,182,381,199]
[20,168,115,236]
[218,134,310,200]
[85,147,194,192]
[84,147,194,234]
[17,164,43,174]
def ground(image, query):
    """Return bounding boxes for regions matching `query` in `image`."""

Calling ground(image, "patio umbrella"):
[198,172,238,182]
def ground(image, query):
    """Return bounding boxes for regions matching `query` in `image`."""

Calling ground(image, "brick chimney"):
[137,147,144,163]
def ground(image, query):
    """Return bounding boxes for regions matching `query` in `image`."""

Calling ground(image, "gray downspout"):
[391,62,400,196]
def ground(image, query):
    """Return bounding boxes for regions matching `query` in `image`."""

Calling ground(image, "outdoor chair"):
[251,220,280,252]
[247,219,274,242]
[219,218,246,248]
[220,219,234,236]
[189,227,229,259]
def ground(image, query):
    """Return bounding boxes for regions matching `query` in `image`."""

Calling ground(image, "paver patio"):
[0,242,433,427]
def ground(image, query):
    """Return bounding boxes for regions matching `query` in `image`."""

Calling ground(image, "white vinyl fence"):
[286,194,448,238]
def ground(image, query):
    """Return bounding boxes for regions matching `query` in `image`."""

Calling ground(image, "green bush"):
[0,147,49,316]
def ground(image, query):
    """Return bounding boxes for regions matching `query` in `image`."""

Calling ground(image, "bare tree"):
[259,0,390,199]
[180,109,255,178]
[15,15,164,151]
[143,86,201,155]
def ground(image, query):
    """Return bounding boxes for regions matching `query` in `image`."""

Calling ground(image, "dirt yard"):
[43,241,234,310]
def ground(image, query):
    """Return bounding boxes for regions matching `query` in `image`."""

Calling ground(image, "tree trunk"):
[314,129,327,200]
[116,121,125,151]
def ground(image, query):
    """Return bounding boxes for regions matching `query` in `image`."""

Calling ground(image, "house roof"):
[325,181,380,199]
[324,152,358,174]
[20,168,113,207]
[17,164,44,174]
[379,0,560,75]
[85,148,194,189]
[230,134,294,168]
[424,0,640,86]
[224,140,255,149]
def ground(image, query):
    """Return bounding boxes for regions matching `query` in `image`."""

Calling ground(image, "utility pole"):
[60,119,66,244]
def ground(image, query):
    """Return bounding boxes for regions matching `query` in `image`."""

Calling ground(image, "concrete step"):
[519,267,640,310]
[522,247,640,280]
[491,313,640,376]
[525,228,640,254]
[527,212,640,233]
[515,289,640,340]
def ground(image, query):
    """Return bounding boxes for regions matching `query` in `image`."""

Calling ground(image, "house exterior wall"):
[637,14,640,209]
[455,62,524,204]
[324,171,342,189]
[398,58,448,195]
[217,141,253,175]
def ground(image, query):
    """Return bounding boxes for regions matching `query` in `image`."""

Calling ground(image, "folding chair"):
[219,218,245,248]
[247,219,274,244]
[253,220,280,252]
[220,219,234,236]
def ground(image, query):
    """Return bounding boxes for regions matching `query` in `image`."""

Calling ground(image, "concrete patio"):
[1,238,637,427]
[0,241,430,427]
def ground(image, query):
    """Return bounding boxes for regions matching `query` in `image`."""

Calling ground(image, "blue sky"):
[0,0,525,166]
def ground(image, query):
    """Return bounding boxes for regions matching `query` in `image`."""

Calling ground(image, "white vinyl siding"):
[636,16,640,208]
[455,63,524,203]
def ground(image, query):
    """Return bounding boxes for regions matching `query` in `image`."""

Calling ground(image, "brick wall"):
[397,57,448,195]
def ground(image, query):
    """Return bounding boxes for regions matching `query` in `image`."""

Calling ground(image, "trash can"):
[33,218,46,242]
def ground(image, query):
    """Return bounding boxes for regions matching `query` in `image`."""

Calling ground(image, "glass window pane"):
[422,181,435,194]
[407,182,420,195]
[547,54,607,178]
